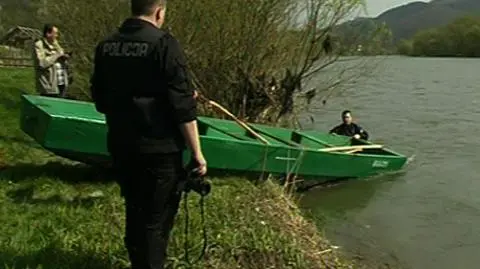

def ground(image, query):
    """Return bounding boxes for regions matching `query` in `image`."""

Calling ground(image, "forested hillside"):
[340,0,480,43]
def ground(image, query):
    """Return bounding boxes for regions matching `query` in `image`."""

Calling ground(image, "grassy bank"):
[0,67,359,269]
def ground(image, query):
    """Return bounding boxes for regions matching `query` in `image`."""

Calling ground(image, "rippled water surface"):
[301,56,480,269]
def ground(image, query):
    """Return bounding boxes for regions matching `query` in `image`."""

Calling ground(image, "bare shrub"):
[2,0,390,126]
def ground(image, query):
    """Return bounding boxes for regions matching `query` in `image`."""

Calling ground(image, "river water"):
[300,56,480,269]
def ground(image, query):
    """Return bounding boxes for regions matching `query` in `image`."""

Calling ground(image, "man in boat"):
[32,24,73,98]
[89,0,207,268]
[329,110,369,140]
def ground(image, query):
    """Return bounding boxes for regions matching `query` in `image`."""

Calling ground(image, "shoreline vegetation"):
[0,0,397,268]
[0,0,390,126]
[396,15,480,58]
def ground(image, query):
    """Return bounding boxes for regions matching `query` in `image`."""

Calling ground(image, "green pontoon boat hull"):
[19,94,408,180]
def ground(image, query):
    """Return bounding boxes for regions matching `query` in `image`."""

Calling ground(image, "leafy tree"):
[397,14,480,57]
[2,0,389,127]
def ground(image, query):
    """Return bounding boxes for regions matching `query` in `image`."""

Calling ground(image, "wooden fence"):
[0,56,33,67]
[0,44,33,67]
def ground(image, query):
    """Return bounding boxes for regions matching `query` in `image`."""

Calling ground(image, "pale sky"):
[365,0,428,17]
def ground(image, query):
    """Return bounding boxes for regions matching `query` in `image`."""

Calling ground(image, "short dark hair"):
[131,0,166,16]
[43,24,56,37]
[341,110,351,117]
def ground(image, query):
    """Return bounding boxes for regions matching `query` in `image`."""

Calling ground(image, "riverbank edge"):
[0,67,370,268]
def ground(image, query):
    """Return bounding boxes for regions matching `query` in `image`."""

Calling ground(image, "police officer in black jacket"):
[89,0,207,268]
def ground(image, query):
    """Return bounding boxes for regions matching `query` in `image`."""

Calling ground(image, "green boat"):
[19,94,408,181]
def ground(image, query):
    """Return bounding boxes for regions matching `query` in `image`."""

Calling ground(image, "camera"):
[183,160,211,196]
[184,174,211,196]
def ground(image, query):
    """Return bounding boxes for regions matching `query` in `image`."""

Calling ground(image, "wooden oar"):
[197,94,270,145]
[345,148,362,154]
[190,73,270,145]
[318,144,383,152]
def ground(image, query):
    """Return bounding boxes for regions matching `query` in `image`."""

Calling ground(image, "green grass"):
[0,67,360,269]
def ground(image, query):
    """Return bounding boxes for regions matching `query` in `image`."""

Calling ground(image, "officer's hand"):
[193,152,207,176]
[353,134,361,139]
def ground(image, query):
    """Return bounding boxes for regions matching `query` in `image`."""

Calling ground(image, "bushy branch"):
[1,0,390,126]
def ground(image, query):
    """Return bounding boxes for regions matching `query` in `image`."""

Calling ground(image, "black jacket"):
[329,123,369,140]
[90,18,196,154]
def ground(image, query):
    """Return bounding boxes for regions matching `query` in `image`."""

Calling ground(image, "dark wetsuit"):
[329,123,369,140]
[90,18,196,269]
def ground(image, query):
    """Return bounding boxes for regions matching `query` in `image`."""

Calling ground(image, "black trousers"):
[111,151,185,269]
[41,85,67,98]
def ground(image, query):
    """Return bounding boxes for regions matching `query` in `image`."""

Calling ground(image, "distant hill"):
[340,0,480,43]
[2,0,480,45]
